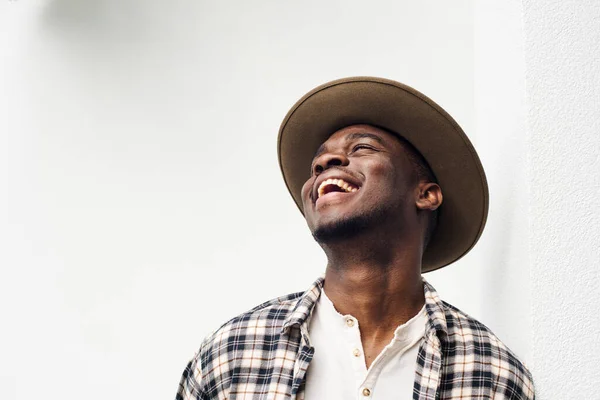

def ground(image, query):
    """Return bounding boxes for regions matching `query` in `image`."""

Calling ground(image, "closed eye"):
[352,144,377,153]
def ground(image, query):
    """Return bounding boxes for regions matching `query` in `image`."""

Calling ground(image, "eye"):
[352,143,376,153]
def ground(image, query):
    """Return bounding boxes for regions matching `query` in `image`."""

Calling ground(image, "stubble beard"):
[311,204,388,244]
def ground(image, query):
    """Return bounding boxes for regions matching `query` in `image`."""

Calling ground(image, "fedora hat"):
[277,77,489,272]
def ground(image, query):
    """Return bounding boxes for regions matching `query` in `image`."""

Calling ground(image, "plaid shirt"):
[176,278,534,399]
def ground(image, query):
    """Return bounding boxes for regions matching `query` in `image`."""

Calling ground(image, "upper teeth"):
[317,178,359,198]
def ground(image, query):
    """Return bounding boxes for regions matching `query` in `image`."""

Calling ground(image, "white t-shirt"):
[303,290,427,399]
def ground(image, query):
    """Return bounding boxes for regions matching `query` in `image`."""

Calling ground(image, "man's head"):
[300,124,442,251]
[278,77,489,272]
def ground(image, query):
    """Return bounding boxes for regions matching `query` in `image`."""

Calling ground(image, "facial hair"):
[311,203,388,244]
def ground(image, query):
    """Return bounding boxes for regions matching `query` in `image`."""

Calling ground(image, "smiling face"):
[301,124,429,243]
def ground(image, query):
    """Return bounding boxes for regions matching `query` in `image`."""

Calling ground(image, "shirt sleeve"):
[175,357,207,400]
[521,372,536,400]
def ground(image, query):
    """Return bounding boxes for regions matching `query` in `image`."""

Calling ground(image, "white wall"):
[0,2,478,399]
[5,0,592,399]
[523,0,600,398]
[430,0,532,365]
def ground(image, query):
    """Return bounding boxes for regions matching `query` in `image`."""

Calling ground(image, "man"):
[176,77,535,399]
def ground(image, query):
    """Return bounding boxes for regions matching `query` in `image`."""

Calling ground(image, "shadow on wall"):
[475,124,531,348]
[41,0,201,42]
[482,183,517,326]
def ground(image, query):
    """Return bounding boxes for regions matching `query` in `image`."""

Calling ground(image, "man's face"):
[301,124,419,242]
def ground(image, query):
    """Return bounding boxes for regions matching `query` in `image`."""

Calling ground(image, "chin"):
[311,207,386,243]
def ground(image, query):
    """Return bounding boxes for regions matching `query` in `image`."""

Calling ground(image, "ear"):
[415,182,443,211]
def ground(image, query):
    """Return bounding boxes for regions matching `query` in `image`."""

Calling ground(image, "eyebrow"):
[345,132,385,144]
[313,132,385,158]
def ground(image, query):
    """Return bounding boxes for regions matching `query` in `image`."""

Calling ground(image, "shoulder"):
[199,289,304,359]
[205,290,305,344]
[439,301,536,399]
[177,291,305,399]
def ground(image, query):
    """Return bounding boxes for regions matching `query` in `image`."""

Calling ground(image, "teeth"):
[317,178,359,199]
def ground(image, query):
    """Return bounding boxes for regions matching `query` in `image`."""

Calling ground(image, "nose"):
[312,150,349,175]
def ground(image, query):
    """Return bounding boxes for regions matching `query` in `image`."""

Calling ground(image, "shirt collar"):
[281,275,448,338]
[422,277,449,338]
[281,276,324,334]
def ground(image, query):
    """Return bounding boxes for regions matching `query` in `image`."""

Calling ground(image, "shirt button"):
[362,388,371,397]
[352,348,361,357]
[346,318,355,327]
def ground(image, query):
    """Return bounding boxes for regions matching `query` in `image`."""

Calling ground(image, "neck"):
[320,231,425,343]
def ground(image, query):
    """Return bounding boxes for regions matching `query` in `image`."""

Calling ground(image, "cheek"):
[364,160,396,185]
[300,180,313,205]
[363,160,412,200]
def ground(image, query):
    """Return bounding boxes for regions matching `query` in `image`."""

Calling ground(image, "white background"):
[1,1,598,399]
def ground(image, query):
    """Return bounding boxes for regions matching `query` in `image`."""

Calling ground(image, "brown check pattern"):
[176,278,534,399]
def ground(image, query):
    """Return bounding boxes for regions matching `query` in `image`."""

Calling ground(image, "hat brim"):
[277,77,489,272]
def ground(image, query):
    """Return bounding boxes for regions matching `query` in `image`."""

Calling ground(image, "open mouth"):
[317,178,359,200]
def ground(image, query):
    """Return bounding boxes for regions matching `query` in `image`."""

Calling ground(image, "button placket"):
[343,315,367,392]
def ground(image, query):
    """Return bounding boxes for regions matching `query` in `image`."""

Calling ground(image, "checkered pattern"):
[176,278,534,399]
